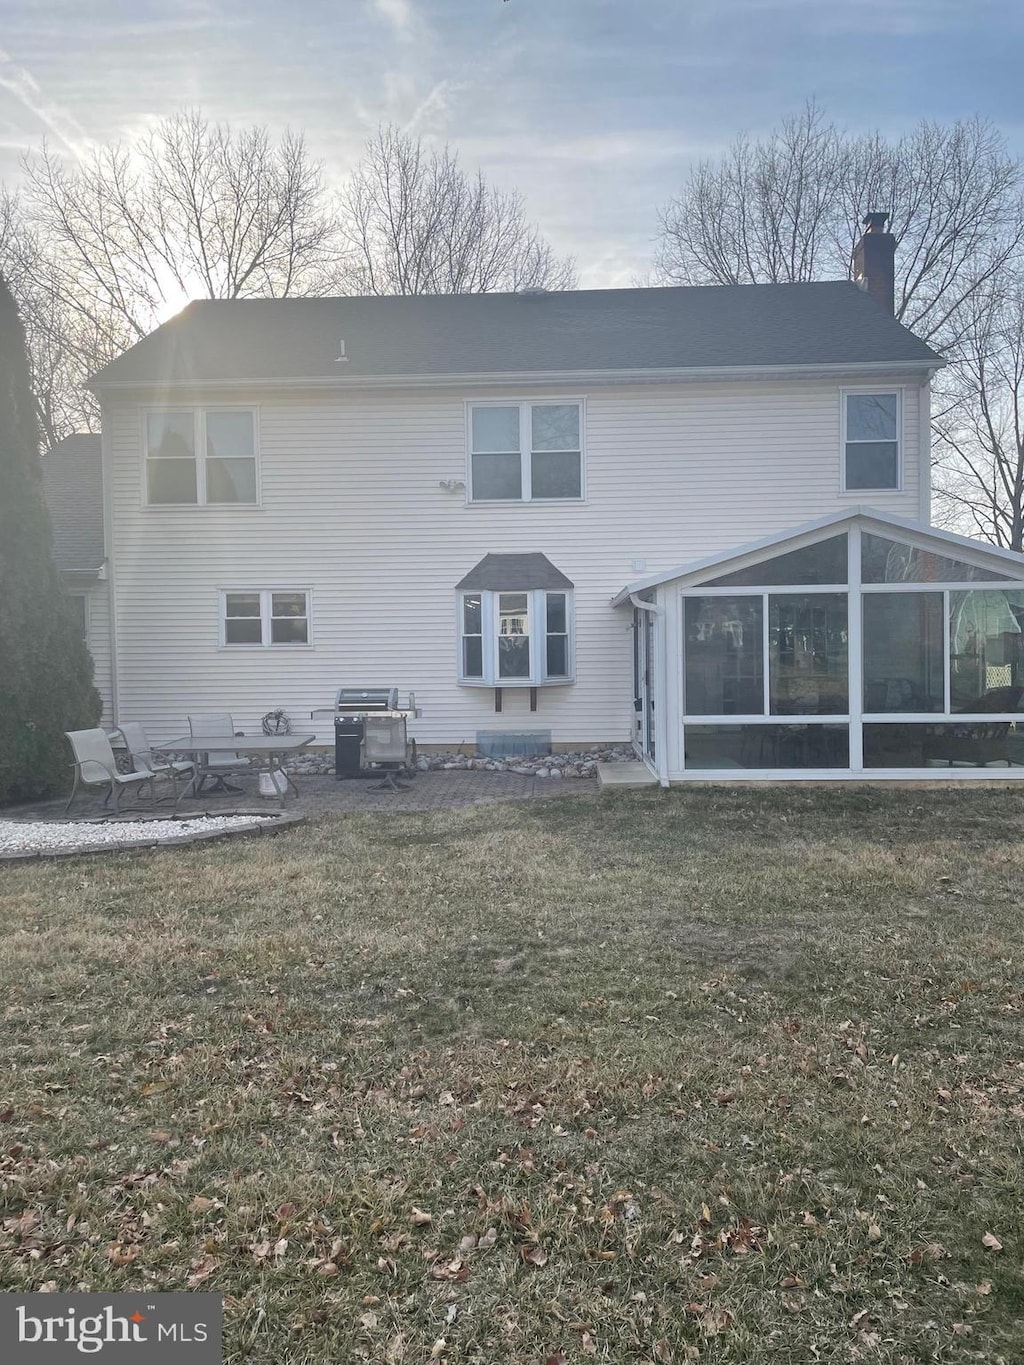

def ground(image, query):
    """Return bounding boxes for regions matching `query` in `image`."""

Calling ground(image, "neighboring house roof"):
[455,553,575,591]
[610,507,1024,606]
[90,283,943,389]
[40,434,105,574]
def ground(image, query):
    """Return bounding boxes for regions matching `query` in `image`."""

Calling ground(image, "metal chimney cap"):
[862,212,890,232]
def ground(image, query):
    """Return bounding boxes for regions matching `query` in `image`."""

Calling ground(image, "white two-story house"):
[89,217,1024,781]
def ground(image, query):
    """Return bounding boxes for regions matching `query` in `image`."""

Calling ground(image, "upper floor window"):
[469,401,583,502]
[221,590,310,647]
[146,409,257,505]
[459,589,573,685]
[843,391,901,491]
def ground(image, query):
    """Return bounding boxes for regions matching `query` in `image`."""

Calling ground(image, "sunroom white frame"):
[613,507,1024,783]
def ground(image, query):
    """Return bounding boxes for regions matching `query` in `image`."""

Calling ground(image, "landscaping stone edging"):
[0,810,305,862]
[284,745,637,779]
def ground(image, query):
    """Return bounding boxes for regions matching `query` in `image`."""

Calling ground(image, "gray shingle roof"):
[41,435,104,573]
[455,554,574,591]
[90,282,942,388]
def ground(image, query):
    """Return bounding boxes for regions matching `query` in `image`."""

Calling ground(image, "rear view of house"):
[86,216,1024,781]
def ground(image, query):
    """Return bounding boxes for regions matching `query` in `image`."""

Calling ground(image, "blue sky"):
[1,0,1022,286]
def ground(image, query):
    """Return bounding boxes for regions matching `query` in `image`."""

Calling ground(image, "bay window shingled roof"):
[90,282,942,388]
[455,554,574,592]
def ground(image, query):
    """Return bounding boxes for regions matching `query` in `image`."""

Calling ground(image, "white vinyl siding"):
[106,376,924,746]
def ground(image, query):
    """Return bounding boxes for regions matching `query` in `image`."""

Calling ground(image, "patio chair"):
[64,728,156,815]
[116,722,196,801]
[362,715,413,791]
[187,713,252,794]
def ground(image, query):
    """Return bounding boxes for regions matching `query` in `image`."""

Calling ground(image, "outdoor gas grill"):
[311,688,420,778]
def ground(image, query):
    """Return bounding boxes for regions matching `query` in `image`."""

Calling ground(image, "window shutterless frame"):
[839,388,903,494]
[465,398,585,503]
[218,588,313,649]
[142,406,261,507]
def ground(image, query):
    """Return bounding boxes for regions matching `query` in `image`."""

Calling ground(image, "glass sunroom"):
[615,510,1024,782]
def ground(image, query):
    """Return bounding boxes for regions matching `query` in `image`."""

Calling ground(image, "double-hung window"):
[459,590,573,685]
[146,409,258,505]
[221,590,310,647]
[842,391,901,491]
[469,401,583,501]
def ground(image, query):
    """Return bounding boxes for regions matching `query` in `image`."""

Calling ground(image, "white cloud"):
[372,0,417,39]
[0,47,91,160]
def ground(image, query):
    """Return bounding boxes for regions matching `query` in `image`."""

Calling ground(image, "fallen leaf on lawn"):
[545,1353,568,1365]
[867,1222,883,1242]
[521,1244,548,1267]
[951,1323,973,1337]
[982,1232,1003,1252]
[385,1332,406,1364]
[317,1262,339,1277]
[700,1307,734,1338]
[4,1210,40,1236]
[273,1238,288,1258]
[188,1196,216,1213]
[106,1243,139,1266]
[977,1282,992,1295]
[276,1202,296,1222]
[410,1207,432,1227]
[781,1275,804,1288]
[251,1240,273,1261]
[581,1331,597,1355]
[187,1254,218,1287]
[141,1080,171,1096]
[430,1338,446,1359]
[359,1311,378,1330]
[478,1227,498,1250]
[0,1107,14,1123]
[907,1242,946,1264]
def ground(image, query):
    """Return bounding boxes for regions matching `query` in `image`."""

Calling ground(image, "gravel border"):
[0,809,305,862]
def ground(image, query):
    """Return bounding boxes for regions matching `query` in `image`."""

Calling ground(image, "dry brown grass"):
[2,786,1023,1363]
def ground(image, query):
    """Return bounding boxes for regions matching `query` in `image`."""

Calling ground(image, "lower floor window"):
[459,589,573,685]
[222,589,310,646]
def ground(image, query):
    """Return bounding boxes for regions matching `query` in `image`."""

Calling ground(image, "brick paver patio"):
[6,769,597,823]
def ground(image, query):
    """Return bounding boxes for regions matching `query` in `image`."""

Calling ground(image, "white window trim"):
[465,398,586,504]
[457,588,575,686]
[840,387,903,495]
[143,405,261,508]
[218,588,313,650]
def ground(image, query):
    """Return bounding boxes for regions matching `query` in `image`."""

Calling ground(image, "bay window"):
[458,589,573,685]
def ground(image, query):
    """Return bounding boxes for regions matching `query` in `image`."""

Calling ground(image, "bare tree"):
[23,112,341,343]
[0,189,94,448]
[337,126,575,295]
[655,102,1023,348]
[5,112,343,446]
[933,270,1024,550]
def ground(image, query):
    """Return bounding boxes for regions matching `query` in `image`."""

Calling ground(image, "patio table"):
[160,734,316,808]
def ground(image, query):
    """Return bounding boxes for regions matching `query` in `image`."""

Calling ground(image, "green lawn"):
[1,787,1023,1363]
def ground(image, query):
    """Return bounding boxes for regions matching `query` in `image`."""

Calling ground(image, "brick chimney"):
[853,212,896,313]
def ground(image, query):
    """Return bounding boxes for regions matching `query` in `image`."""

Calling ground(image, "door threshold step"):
[596,761,659,787]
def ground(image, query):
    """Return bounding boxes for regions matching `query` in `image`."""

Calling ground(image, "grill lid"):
[335,687,399,712]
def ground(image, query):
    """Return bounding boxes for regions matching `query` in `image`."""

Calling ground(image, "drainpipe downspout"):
[628,593,671,788]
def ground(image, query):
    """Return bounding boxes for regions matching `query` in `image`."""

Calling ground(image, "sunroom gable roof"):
[611,508,1024,605]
